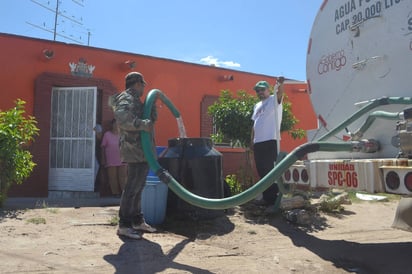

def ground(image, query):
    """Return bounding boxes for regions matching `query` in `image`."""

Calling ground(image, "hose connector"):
[156,168,173,184]
[352,139,380,153]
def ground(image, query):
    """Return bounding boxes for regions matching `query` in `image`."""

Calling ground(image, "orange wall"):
[0,33,316,150]
[1,33,317,197]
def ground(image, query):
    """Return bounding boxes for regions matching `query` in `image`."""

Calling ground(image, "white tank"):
[306,0,412,159]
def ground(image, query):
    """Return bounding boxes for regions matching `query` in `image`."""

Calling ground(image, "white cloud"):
[199,55,241,68]
[220,60,241,68]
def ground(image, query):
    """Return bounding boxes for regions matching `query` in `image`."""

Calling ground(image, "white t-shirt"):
[252,95,283,144]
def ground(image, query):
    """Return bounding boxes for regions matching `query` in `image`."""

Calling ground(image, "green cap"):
[253,80,269,90]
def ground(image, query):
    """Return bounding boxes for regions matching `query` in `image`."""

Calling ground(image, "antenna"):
[26,0,90,45]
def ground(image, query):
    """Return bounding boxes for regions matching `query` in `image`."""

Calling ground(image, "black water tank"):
[158,137,223,219]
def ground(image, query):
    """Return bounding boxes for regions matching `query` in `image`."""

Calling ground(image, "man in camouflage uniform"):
[110,71,157,240]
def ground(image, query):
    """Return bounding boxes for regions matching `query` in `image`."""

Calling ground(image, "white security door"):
[48,87,97,191]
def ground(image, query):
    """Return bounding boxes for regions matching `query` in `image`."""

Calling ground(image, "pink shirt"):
[101,131,125,167]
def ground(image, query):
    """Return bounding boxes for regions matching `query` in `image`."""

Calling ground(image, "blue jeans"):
[118,162,149,227]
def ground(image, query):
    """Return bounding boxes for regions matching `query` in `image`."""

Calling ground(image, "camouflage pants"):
[118,162,149,227]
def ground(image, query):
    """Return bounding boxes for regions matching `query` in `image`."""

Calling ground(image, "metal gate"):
[48,87,97,191]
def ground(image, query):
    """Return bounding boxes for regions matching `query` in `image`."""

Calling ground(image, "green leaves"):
[208,89,305,148]
[208,90,256,147]
[0,99,39,206]
[281,99,306,139]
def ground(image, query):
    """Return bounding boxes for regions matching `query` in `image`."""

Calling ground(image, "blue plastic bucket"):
[141,175,168,225]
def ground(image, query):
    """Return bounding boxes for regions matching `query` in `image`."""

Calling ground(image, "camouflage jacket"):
[109,88,157,163]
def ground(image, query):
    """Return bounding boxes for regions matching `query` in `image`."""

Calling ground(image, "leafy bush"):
[225,174,242,195]
[208,90,256,147]
[208,88,305,148]
[281,97,306,140]
[0,99,39,206]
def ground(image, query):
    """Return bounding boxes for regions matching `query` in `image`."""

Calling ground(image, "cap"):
[253,80,270,90]
[125,71,146,86]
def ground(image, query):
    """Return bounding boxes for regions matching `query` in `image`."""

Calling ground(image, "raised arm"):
[275,76,285,104]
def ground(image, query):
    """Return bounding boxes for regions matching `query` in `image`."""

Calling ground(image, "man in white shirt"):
[251,77,284,205]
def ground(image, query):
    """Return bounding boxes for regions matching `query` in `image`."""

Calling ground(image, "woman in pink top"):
[101,119,127,195]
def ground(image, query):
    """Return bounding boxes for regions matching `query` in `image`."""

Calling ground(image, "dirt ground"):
[1,196,412,274]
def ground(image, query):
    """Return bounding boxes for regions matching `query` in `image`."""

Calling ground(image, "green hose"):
[318,96,412,141]
[351,110,402,140]
[141,89,359,210]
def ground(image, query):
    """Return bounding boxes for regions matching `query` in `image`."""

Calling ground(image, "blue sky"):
[1,0,324,80]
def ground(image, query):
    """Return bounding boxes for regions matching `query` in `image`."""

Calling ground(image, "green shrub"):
[225,174,242,195]
[0,99,39,206]
[208,88,305,148]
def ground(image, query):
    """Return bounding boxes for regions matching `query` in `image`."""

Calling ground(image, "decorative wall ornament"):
[220,75,234,81]
[42,49,54,59]
[124,60,136,69]
[69,58,95,77]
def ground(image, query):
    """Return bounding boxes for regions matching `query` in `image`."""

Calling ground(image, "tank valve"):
[361,139,380,153]
[352,139,380,153]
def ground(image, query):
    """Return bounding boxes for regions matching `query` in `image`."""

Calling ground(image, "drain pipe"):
[141,89,371,210]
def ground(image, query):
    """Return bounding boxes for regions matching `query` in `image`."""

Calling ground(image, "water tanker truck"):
[282,0,412,198]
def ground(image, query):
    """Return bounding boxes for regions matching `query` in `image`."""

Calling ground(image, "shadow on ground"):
[275,220,412,274]
[104,237,213,274]
[105,207,237,273]
[0,209,26,223]
[159,207,236,240]
[238,201,412,274]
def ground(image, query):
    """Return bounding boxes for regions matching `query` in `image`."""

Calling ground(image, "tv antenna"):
[26,0,91,45]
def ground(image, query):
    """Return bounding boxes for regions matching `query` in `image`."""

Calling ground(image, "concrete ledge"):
[3,197,120,209]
